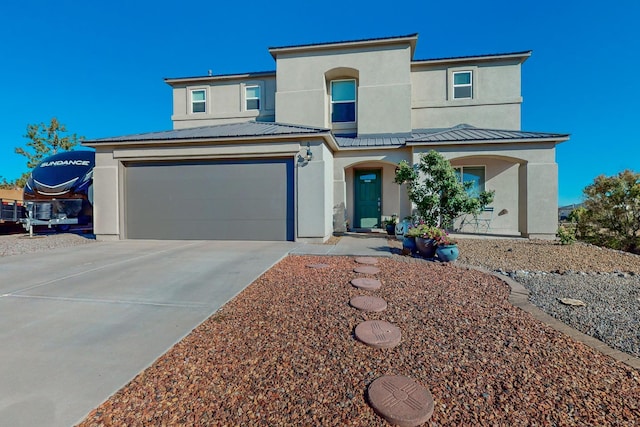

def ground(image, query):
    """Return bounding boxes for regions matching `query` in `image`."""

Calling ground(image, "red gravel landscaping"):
[78,255,640,426]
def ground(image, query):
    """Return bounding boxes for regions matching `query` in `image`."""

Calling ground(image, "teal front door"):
[354,170,381,228]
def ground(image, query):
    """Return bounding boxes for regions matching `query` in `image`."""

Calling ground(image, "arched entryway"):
[342,160,411,230]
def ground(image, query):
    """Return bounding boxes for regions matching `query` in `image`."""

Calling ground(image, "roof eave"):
[83,131,337,150]
[164,71,276,86]
[269,34,418,59]
[412,51,532,67]
[406,135,570,146]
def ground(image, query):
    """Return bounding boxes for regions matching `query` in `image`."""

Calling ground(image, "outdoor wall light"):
[305,142,313,161]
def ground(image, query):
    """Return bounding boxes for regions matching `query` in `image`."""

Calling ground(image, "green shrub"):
[557,225,576,245]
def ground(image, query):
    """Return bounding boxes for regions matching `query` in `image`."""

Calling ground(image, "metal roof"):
[336,125,568,148]
[85,121,330,144]
[84,122,568,149]
[412,50,532,65]
[407,125,569,144]
[335,130,444,148]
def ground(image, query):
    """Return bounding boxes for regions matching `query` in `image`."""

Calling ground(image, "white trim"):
[190,88,207,114]
[244,84,261,111]
[330,79,357,124]
[452,71,473,100]
[454,165,486,194]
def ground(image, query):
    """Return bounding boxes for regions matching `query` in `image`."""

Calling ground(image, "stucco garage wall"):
[90,139,334,241]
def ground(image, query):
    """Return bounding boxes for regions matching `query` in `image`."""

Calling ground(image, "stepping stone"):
[354,320,401,349]
[350,295,387,312]
[354,265,381,274]
[350,278,382,290]
[355,257,378,265]
[307,263,330,269]
[367,375,434,427]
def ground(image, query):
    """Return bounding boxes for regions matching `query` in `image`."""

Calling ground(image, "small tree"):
[394,150,494,228]
[581,170,640,251]
[13,118,83,187]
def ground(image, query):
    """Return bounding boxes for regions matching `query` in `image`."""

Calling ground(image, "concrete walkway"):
[292,232,395,256]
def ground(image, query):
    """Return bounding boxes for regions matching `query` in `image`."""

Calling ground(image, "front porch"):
[332,152,558,239]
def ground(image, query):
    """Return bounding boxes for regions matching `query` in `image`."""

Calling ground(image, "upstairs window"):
[245,85,261,110]
[454,166,485,197]
[331,79,356,123]
[191,89,206,113]
[453,71,473,99]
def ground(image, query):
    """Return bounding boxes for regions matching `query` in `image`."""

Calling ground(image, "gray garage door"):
[124,158,294,241]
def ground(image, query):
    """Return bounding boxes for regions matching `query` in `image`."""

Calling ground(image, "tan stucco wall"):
[274,45,413,135]
[410,60,523,130]
[411,104,521,130]
[171,76,276,129]
[296,140,334,241]
[449,157,521,235]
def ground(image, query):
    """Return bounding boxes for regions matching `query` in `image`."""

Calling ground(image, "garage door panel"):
[125,159,294,241]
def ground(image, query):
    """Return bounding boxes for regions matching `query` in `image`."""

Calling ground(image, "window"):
[453,71,473,99]
[191,89,206,113]
[454,166,485,197]
[245,85,260,110]
[331,79,356,123]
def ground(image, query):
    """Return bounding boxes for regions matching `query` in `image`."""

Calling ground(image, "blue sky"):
[1,0,638,206]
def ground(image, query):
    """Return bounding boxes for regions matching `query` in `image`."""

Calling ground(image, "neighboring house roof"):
[85,121,330,144]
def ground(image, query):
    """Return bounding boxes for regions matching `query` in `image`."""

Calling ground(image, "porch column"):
[333,167,347,232]
[520,162,558,239]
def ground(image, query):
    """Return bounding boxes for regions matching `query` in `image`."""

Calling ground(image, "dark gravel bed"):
[79,255,640,426]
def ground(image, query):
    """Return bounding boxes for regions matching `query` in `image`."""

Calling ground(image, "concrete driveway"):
[0,239,297,427]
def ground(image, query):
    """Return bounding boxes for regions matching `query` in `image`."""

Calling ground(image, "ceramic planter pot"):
[395,220,410,240]
[386,223,396,235]
[402,236,417,255]
[436,244,459,262]
[415,237,437,258]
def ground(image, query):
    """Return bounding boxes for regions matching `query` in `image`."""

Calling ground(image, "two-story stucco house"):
[84,34,569,242]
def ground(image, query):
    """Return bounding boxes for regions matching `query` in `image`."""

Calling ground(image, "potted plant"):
[383,214,399,235]
[414,225,446,258]
[434,234,459,262]
[401,221,421,255]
